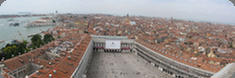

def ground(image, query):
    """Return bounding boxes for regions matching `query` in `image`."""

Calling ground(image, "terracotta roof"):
[29,34,91,78]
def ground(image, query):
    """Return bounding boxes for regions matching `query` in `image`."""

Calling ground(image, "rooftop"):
[0,14,234,78]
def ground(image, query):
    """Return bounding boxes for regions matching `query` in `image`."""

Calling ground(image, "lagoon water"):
[0,16,53,47]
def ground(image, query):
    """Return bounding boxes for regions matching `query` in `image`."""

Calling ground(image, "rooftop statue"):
[0,0,5,6]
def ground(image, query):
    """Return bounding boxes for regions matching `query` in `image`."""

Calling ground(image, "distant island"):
[0,14,47,19]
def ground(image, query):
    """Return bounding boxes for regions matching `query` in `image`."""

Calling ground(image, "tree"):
[17,40,28,54]
[31,34,43,49]
[43,34,55,44]
[0,40,29,59]
[83,16,87,19]
[52,20,56,23]
[3,45,18,59]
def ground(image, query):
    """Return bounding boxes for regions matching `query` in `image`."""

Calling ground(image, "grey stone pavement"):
[87,52,173,78]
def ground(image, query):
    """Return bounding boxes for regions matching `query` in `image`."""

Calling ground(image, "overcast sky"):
[0,0,235,24]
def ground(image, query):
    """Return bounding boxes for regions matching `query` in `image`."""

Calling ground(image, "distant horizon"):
[1,13,235,26]
[1,0,235,25]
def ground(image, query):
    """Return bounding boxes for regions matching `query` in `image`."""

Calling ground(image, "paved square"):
[87,52,173,78]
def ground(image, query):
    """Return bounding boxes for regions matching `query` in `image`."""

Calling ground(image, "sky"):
[0,0,235,24]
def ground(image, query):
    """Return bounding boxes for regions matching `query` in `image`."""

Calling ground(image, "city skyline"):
[0,0,235,25]
[0,14,234,78]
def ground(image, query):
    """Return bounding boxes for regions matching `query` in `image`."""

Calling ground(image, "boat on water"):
[9,22,20,27]
[7,18,21,27]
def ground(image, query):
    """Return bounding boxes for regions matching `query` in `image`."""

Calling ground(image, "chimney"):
[49,62,52,65]
[49,74,52,78]
[36,70,39,75]
[68,56,71,60]
[53,70,56,74]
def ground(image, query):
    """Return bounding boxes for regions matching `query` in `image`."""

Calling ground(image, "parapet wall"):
[71,36,216,78]
[71,40,94,78]
[134,42,214,78]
